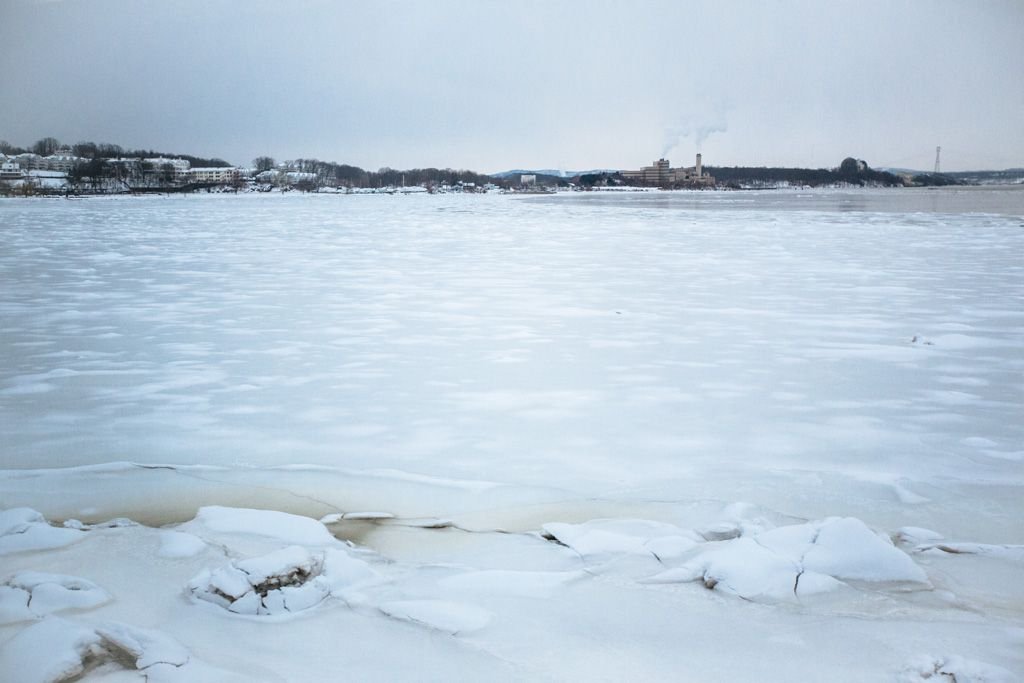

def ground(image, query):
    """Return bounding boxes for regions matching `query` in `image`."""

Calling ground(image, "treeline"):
[255,156,505,189]
[706,158,907,188]
[0,137,229,168]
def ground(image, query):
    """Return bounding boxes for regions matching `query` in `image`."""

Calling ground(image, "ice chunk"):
[188,545,330,616]
[181,506,338,546]
[0,508,85,555]
[645,517,928,602]
[379,599,491,635]
[800,517,928,583]
[94,622,190,669]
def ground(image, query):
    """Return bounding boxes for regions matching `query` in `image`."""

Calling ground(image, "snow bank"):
[0,616,245,683]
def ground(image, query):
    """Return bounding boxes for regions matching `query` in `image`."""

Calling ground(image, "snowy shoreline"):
[2,482,1022,681]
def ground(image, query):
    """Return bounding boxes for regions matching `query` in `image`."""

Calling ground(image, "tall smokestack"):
[696,153,702,178]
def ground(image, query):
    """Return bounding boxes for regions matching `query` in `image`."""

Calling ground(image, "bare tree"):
[31,137,61,156]
[253,156,276,173]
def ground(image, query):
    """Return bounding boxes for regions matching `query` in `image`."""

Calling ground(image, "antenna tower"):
[934,146,941,174]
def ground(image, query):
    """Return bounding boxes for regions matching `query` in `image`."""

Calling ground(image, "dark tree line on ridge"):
[255,156,504,189]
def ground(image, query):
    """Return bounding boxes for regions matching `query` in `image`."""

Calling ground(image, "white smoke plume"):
[661,103,729,159]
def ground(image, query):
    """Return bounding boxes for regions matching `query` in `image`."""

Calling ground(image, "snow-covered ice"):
[0,573,110,624]
[1,188,1022,680]
[0,508,84,555]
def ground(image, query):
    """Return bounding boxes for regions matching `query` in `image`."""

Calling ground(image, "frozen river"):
[1,188,1022,681]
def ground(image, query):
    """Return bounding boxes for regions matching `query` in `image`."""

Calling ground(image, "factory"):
[621,154,715,187]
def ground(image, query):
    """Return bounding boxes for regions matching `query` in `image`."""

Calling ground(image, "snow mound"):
[0,573,111,624]
[187,545,331,615]
[0,616,244,683]
[180,506,338,546]
[645,517,929,602]
[379,599,491,635]
[900,654,1017,682]
[157,530,207,558]
[0,508,85,556]
[542,519,700,561]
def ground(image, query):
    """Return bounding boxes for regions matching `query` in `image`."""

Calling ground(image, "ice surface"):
[1,190,1023,680]
[543,518,700,561]
[379,599,492,635]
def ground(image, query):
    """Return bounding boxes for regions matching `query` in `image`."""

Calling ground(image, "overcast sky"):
[1,0,1021,172]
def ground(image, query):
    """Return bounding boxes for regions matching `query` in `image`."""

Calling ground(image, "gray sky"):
[2,0,1022,172]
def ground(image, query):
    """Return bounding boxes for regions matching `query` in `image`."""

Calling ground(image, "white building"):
[0,161,23,179]
[190,167,239,184]
[144,158,190,180]
[43,154,80,172]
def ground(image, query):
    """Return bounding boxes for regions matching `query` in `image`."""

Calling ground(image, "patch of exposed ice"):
[0,508,85,555]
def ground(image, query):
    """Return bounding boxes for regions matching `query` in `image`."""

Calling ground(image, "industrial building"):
[621,154,715,187]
